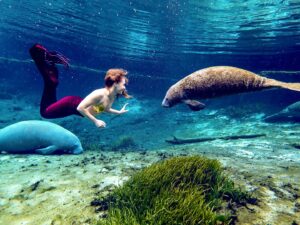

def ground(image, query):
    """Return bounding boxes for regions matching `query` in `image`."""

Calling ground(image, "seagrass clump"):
[97,156,252,225]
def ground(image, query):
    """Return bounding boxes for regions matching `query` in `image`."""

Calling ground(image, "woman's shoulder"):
[90,88,107,95]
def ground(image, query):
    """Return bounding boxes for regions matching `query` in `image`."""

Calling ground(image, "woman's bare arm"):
[77,90,106,128]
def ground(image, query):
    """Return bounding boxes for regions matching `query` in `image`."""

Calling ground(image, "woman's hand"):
[119,103,129,114]
[94,119,106,128]
[106,103,129,115]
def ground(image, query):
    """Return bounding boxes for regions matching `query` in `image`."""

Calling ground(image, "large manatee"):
[162,66,300,111]
[0,120,83,154]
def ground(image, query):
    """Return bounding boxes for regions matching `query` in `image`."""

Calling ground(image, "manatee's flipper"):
[183,100,206,111]
[35,145,58,155]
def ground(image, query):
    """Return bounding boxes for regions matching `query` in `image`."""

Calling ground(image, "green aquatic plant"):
[96,156,253,225]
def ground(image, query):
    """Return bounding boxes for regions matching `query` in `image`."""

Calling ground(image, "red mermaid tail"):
[29,44,83,118]
[30,44,69,68]
[46,50,70,69]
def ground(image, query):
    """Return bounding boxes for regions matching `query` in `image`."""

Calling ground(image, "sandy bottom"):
[0,94,300,224]
[1,149,299,225]
[0,150,155,225]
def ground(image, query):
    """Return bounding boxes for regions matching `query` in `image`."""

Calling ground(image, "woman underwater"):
[29,44,130,128]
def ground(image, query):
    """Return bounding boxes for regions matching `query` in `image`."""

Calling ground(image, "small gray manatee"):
[264,101,300,123]
[162,66,300,111]
[0,120,83,155]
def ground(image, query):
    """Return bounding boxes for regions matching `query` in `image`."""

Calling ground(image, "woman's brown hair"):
[104,68,131,98]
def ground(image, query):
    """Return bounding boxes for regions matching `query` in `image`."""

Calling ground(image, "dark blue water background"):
[1,0,300,114]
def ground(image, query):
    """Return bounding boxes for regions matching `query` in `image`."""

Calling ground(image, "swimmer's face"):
[115,77,127,94]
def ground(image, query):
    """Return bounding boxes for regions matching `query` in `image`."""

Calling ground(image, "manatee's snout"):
[72,146,83,154]
[162,98,170,108]
[66,142,83,154]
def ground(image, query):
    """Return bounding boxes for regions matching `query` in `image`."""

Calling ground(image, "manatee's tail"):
[280,82,300,92]
[268,79,300,92]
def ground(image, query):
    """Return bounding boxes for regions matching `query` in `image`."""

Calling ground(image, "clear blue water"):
[0,0,300,142]
[1,1,300,98]
[1,1,300,69]
[1,1,300,223]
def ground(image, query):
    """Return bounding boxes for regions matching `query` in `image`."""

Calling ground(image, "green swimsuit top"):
[93,104,105,114]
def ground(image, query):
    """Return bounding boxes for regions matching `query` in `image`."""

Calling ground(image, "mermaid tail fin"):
[47,51,70,69]
[29,44,70,69]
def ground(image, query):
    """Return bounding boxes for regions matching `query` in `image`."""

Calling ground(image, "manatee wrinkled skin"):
[162,66,300,111]
[0,120,83,155]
